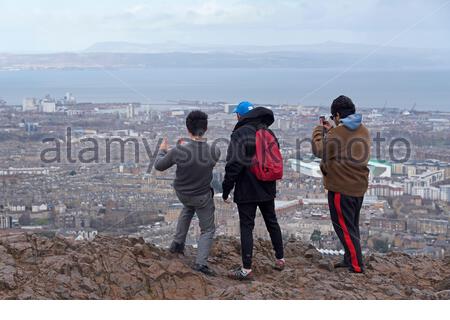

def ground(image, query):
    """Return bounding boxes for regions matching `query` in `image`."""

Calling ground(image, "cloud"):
[126,4,147,15]
[115,1,273,27]
[186,1,273,25]
[0,0,449,51]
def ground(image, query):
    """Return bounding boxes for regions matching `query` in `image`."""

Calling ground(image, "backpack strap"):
[255,123,268,130]
[242,122,278,145]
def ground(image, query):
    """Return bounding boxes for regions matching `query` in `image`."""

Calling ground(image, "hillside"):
[3,41,450,70]
[0,231,449,299]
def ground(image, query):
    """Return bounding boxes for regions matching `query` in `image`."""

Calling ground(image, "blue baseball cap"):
[233,101,254,116]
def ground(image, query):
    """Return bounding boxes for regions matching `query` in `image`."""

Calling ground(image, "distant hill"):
[1,41,450,70]
[84,40,447,55]
[85,41,200,53]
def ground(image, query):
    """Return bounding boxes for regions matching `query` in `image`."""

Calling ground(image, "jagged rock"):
[0,264,17,290]
[317,259,334,271]
[436,276,450,291]
[0,231,449,299]
[0,246,17,290]
[304,248,321,261]
[436,290,450,299]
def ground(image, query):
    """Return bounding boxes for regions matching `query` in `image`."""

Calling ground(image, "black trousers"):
[237,200,284,269]
[328,191,364,273]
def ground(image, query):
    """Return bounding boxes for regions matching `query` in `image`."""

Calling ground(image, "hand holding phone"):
[160,137,169,152]
[319,116,332,131]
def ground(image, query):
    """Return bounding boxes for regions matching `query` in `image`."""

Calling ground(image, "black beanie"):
[331,95,356,119]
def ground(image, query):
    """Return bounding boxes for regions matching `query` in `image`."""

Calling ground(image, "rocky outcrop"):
[0,231,449,299]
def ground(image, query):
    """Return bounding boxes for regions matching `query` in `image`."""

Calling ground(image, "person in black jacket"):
[222,101,285,281]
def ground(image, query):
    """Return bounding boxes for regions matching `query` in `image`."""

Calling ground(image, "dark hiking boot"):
[193,264,217,277]
[169,241,185,255]
[349,267,365,274]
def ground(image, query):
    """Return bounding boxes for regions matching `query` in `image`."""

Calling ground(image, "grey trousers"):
[174,190,216,266]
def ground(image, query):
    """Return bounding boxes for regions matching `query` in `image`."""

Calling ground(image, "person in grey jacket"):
[154,110,221,276]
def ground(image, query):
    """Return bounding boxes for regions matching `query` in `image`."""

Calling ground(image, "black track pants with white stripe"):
[328,191,364,273]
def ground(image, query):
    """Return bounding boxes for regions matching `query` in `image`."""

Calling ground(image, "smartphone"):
[319,116,326,125]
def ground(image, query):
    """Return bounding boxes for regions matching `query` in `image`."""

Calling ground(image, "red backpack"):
[250,127,283,181]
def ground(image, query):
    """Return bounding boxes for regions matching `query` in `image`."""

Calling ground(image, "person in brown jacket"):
[311,95,371,273]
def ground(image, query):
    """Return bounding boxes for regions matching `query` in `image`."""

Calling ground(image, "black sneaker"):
[193,264,217,276]
[228,266,254,281]
[349,267,365,274]
[169,241,185,255]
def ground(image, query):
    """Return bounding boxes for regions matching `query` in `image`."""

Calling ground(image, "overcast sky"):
[1,0,449,52]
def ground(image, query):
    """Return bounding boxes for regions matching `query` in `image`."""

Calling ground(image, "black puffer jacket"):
[222,107,277,204]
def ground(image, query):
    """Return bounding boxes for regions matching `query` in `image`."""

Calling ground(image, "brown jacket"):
[311,119,371,197]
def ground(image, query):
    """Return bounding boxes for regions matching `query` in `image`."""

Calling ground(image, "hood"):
[233,107,275,131]
[340,113,363,131]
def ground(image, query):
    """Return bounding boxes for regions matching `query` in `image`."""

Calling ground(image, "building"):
[170,110,185,117]
[404,163,417,177]
[54,203,67,215]
[275,200,302,217]
[223,104,237,114]
[288,159,322,178]
[289,158,392,179]
[64,92,76,105]
[412,186,441,201]
[22,98,37,112]
[391,163,404,175]
[296,219,334,241]
[440,185,450,202]
[405,170,445,194]
[368,160,392,178]
[56,210,90,229]
[24,122,39,133]
[5,204,26,212]
[126,104,135,119]
[0,215,13,229]
[370,217,407,233]
[367,182,404,198]
[31,204,48,213]
[0,167,52,176]
[392,162,417,177]
[416,219,448,236]
[400,160,450,179]
[273,118,292,131]
[303,196,385,209]
[41,100,56,113]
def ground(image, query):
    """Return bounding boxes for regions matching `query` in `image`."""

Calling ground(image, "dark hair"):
[186,110,208,136]
[331,95,356,119]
